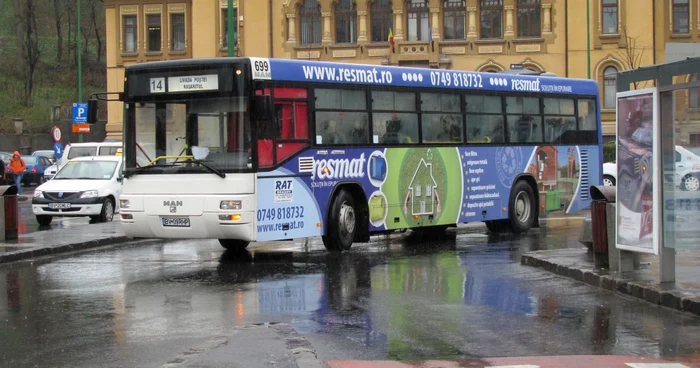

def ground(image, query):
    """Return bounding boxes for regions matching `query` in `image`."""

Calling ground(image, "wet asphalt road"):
[17,195,92,235]
[1,219,700,367]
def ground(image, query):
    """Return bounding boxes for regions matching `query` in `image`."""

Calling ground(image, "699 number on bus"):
[257,206,305,222]
[252,58,272,80]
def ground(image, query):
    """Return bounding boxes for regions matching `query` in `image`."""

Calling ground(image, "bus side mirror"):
[252,95,272,121]
[87,99,98,125]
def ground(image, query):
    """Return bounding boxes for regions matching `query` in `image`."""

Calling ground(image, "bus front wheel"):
[322,189,356,252]
[219,239,249,252]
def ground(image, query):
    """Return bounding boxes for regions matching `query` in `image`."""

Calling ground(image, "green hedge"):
[603,141,616,163]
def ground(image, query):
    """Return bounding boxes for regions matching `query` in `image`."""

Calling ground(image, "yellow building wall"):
[191,0,217,58]
[104,0,695,141]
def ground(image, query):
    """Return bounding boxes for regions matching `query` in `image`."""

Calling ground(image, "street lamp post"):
[587,0,591,79]
[77,0,83,142]
[228,0,235,57]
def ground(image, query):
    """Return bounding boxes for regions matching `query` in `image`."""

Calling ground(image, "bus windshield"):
[127,96,251,174]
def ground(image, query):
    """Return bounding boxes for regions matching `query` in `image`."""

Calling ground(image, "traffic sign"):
[72,124,90,133]
[72,102,89,124]
[53,142,63,159]
[51,126,62,142]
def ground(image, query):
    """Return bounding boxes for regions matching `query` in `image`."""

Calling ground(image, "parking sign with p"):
[72,102,91,133]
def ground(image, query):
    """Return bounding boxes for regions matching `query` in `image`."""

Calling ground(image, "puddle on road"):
[1,221,700,365]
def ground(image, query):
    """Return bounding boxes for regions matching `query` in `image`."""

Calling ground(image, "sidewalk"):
[0,220,130,264]
[522,247,700,317]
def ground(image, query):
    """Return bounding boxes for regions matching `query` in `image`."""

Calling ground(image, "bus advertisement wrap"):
[251,58,597,96]
[257,145,599,239]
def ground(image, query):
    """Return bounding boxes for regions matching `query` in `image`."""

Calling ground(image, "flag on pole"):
[388,28,395,53]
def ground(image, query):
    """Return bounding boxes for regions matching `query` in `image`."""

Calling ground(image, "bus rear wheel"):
[322,189,356,252]
[218,239,249,252]
[508,180,536,233]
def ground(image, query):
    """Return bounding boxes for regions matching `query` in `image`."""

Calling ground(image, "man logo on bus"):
[164,200,183,213]
[311,153,367,181]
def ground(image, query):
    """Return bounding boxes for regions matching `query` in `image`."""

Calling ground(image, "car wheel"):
[603,175,616,186]
[36,215,52,226]
[99,198,115,222]
[682,174,700,191]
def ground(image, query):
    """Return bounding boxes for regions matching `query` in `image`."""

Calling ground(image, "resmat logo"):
[311,153,367,180]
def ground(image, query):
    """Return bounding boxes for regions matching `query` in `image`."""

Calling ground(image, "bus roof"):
[125,57,600,97]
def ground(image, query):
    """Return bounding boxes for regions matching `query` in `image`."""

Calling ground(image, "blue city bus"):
[90,57,602,252]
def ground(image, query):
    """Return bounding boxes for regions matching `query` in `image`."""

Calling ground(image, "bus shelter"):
[616,56,700,283]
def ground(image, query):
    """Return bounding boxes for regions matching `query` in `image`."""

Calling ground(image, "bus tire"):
[219,239,249,252]
[508,180,536,233]
[322,189,356,252]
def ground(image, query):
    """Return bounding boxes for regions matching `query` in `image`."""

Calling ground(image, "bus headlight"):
[120,199,130,208]
[220,200,242,210]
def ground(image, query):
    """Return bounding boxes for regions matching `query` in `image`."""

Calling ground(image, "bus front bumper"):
[119,211,256,242]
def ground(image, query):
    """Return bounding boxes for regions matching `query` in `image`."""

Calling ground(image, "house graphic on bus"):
[408,159,438,215]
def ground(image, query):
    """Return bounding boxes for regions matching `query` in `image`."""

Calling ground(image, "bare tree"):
[53,0,64,62]
[91,0,103,62]
[15,0,40,106]
[617,27,648,90]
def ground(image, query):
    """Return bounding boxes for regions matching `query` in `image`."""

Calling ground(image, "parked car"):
[43,141,122,181]
[0,152,12,185]
[32,150,56,164]
[602,145,700,191]
[32,156,123,226]
[20,155,52,186]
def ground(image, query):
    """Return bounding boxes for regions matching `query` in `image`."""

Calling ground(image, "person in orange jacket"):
[9,151,26,194]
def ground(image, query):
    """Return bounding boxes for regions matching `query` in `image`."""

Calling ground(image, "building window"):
[300,0,322,45]
[689,74,699,109]
[371,0,393,42]
[480,0,503,39]
[517,0,540,38]
[673,0,690,34]
[601,0,618,34]
[171,13,185,51]
[335,0,357,43]
[123,15,137,52]
[147,15,161,52]
[603,66,618,109]
[222,8,238,48]
[407,0,429,41]
[443,0,466,40]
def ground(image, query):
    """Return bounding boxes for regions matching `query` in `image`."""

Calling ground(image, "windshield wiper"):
[123,161,225,179]
[193,160,226,178]
[123,164,169,178]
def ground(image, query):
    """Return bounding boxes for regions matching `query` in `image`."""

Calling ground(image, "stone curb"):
[0,236,131,265]
[522,252,700,317]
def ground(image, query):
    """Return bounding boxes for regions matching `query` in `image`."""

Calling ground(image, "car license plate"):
[162,217,190,227]
[49,203,71,209]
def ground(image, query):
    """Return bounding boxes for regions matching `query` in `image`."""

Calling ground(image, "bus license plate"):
[162,217,190,227]
[49,203,71,209]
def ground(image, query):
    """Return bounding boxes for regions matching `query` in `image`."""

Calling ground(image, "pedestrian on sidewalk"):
[9,151,26,194]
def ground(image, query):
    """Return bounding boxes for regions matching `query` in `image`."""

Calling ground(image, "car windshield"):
[54,160,118,180]
[22,156,38,164]
[68,146,97,159]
